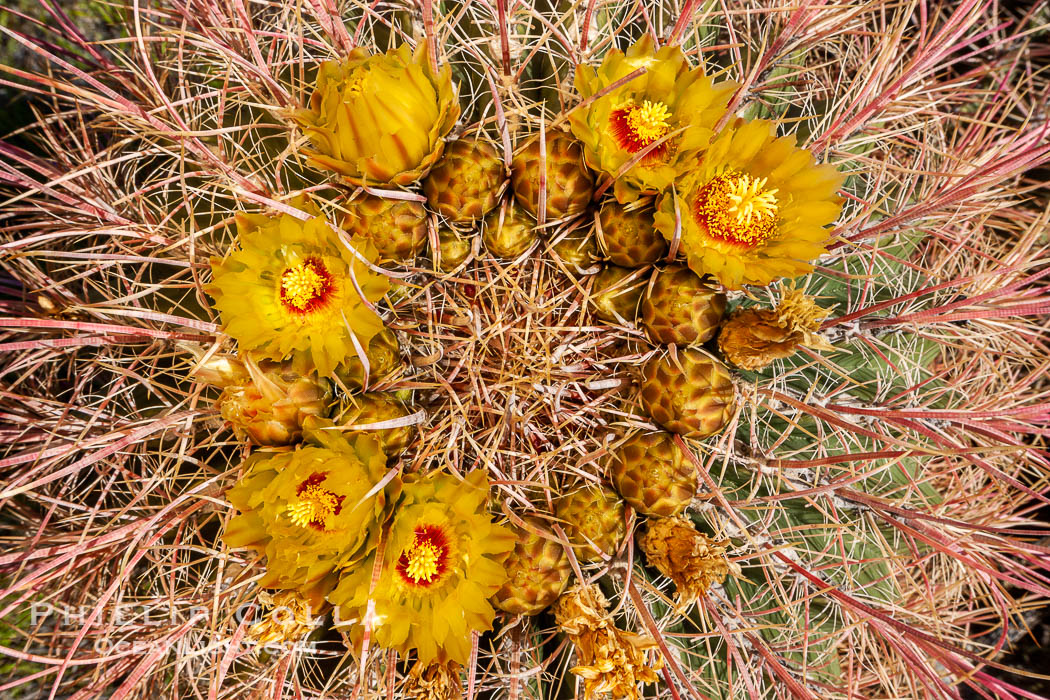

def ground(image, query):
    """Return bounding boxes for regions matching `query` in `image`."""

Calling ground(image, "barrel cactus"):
[1,2,1048,699]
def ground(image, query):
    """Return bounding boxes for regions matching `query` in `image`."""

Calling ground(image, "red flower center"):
[287,472,344,531]
[608,100,673,163]
[396,524,452,588]
[279,257,334,314]
[692,170,780,249]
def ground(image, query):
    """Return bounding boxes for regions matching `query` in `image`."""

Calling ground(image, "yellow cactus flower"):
[655,119,845,289]
[293,43,459,186]
[222,418,399,608]
[329,470,515,665]
[207,200,390,377]
[569,35,737,203]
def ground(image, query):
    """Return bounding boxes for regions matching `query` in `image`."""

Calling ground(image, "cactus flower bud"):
[293,43,459,186]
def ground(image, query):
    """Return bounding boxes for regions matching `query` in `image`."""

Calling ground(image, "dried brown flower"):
[404,660,464,700]
[553,584,662,700]
[638,516,733,604]
[718,285,833,371]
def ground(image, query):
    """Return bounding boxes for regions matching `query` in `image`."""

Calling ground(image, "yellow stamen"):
[725,174,779,226]
[343,70,367,98]
[404,540,441,583]
[692,170,780,248]
[286,484,340,529]
[626,100,671,144]
[280,262,327,310]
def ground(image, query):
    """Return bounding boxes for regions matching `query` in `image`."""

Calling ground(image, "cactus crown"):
[1,1,1048,699]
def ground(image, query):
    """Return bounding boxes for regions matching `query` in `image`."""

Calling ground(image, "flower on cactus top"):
[207,199,390,377]
[293,43,459,186]
[655,118,845,289]
[569,35,737,203]
[329,470,515,665]
[223,418,397,607]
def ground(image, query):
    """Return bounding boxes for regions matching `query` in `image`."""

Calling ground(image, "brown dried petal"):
[404,660,463,700]
[776,286,832,332]
[718,307,802,371]
[638,516,731,604]
[719,288,833,371]
[553,584,662,700]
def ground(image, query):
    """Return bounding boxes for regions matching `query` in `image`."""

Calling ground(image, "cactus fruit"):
[597,201,667,267]
[640,349,735,438]
[590,265,645,323]
[332,392,417,456]
[334,327,402,389]
[482,202,538,259]
[608,431,697,517]
[423,138,505,224]
[216,358,331,446]
[492,518,572,615]
[554,484,626,562]
[510,131,594,221]
[640,265,727,345]
[435,227,473,271]
[551,230,599,272]
[341,193,428,262]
